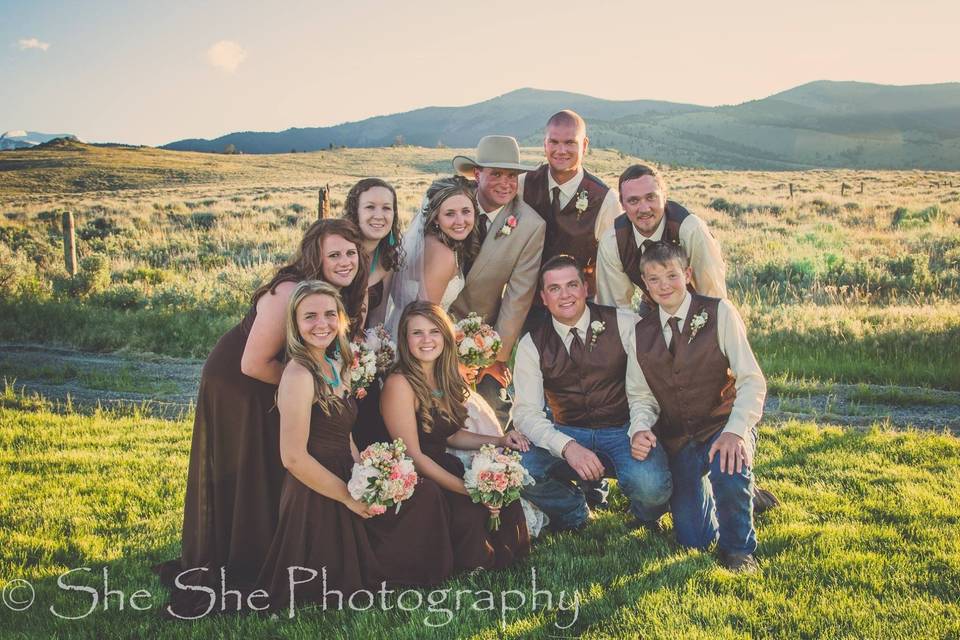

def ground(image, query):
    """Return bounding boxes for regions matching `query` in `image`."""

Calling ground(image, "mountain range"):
[161,81,960,170]
[0,131,81,150]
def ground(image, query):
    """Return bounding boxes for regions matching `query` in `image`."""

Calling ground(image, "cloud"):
[206,40,246,73]
[17,38,50,51]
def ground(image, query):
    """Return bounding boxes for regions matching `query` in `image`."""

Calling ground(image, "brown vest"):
[634,294,736,454]
[529,303,629,428]
[614,201,694,302]
[523,166,610,296]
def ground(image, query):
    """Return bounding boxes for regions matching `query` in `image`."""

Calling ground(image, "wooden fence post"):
[840,182,848,197]
[859,181,864,194]
[62,211,77,276]
[318,185,330,219]
[789,183,794,199]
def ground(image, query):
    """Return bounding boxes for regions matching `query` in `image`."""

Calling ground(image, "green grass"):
[846,383,960,407]
[2,393,959,638]
[741,302,960,390]
[0,361,178,395]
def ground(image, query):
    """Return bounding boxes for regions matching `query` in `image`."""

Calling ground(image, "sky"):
[2,0,958,147]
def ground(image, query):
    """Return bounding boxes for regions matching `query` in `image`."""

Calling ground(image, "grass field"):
[2,142,959,389]
[1,386,959,639]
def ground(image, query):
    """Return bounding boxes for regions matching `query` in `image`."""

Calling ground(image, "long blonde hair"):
[392,301,468,433]
[285,280,353,415]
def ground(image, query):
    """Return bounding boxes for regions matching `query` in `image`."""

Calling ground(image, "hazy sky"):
[2,0,957,146]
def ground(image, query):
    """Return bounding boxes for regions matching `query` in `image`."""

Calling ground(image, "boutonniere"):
[588,320,605,351]
[496,215,518,239]
[688,310,708,344]
[574,190,589,220]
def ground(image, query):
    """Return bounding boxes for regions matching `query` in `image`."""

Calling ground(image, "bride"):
[385,175,479,339]
[386,176,549,535]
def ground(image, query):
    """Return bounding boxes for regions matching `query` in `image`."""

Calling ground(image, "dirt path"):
[1,343,958,431]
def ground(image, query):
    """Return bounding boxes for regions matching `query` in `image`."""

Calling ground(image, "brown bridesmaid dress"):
[418,409,531,572]
[257,395,454,611]
[352,279,392,451]
[156,307,285,617]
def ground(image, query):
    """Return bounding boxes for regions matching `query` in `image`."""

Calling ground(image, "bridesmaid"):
[257,281,453,611]
[156,218,368,617]
[342,179,404,450]
[381,301,531,572]
[342,178,404,329]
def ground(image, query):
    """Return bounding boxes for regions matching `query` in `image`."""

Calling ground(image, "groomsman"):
[595,163,726,310]
[600,163,780,514]
[514,255,672,532]
[451,135,546,426]
[518,110,621,298]
[627,242,766,571]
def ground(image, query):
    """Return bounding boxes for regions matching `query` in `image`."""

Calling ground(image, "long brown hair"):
[284,280,353,415]
[342,178,405,272]
[254,218,369,338]
[391,301,468,434]
[423,175,481,267]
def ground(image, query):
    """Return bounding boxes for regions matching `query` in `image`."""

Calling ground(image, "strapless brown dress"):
[156,307,285,617]
[257,396,453,611]
[419,409,530,571]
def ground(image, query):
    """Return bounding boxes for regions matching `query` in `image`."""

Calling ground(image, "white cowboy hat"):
[452,135,537,177]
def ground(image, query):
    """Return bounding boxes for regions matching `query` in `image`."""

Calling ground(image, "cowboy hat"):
[452,135,536,177]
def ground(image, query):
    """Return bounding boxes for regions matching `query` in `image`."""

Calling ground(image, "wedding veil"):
[384,202,427,338]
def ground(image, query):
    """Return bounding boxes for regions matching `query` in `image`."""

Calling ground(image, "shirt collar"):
[632,214,666,247]
[547,167,584,200]
[658,292,692,329]
[551,305,591,341]
[479,203,504,221]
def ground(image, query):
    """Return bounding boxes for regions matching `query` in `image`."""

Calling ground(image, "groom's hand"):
[479,361,511,388]
[563,442,604,482]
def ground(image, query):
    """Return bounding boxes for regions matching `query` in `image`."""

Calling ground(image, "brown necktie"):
[551,186,562,218]
[476,213,489,243]
[641,239,656,253]
[569,327,585,365]
[667,317,680,356]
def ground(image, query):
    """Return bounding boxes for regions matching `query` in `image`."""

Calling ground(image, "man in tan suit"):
[451,135,546,425]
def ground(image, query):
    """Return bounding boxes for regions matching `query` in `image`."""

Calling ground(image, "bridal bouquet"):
[349,324,397,399]
[453,313,501,369]
[347,439,419,515]
[463,444,534,531]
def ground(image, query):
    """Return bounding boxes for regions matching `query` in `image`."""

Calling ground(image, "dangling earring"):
[388,230,396,246]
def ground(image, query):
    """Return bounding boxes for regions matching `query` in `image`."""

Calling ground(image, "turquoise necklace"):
[319,355,341,388]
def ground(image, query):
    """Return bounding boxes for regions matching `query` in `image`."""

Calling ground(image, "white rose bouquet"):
[463,444,534,531]
[347,439,419,515]
[348,324,396,399]
[453,312,502,369]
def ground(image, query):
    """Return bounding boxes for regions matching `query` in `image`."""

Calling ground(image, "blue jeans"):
[669,428,757,554]
[520,423,672,530]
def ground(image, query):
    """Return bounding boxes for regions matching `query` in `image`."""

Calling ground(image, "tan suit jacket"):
[449,197,546,359]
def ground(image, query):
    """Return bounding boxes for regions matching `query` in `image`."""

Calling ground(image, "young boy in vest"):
[627,242,766,571]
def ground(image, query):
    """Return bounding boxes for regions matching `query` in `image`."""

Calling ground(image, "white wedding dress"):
[386,209,549,537]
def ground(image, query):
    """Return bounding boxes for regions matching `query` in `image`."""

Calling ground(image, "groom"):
[450,135,546,426]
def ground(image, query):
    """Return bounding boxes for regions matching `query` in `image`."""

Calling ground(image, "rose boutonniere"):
[688,310,708,344]
[588,320,605,351]
[574,190,589,220]
[496,215,518,239]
